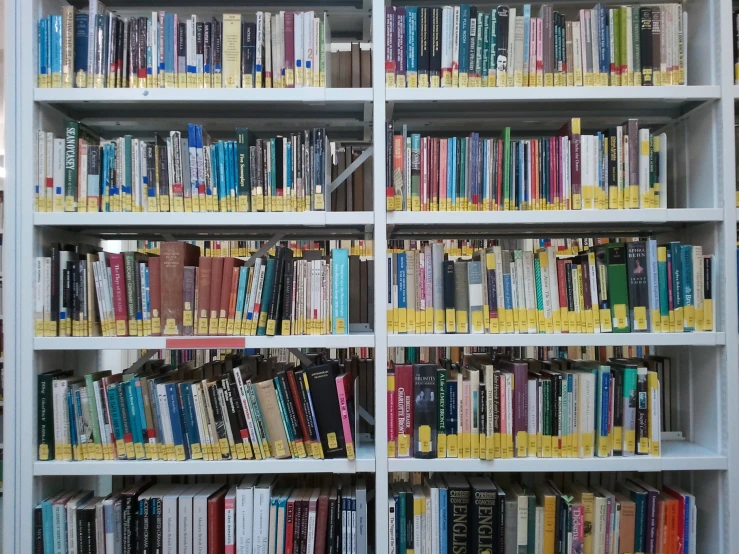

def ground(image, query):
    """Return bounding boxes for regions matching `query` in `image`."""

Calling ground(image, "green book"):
[256,257,276,335]
[475,12,484,79]
[84,371,111,460]
[236,127,255,212]
[620,7,629,84]
[606,243,630,332]
[632,7,641,84]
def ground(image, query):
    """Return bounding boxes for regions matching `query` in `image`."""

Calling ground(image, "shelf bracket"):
[244,233,284,267]
[288,348,314,367]
[359,407,374,426]
[327,146,373,195]
[127,349,157,373]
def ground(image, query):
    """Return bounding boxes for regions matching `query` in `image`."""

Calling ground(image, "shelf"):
[387,208,722,238]
[387,86,720,130]
[387,441,727,473]
[34,211,375,240]
[388,332,726,348]
[34,333,375,350]
[34,444,375,475]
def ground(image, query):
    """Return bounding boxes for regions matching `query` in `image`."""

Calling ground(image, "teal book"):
[331,248,349,334]
[256,258,276,335]
[398,252,408,333]
[106,383,125,458]
[235,128,255,210]
[235,266,249,322]
[526,494,536,554]
[270,138,277,198]
[617,480,648,554]
[681,244,694,331]
[217,141,227,206]
[406,7,418,76]
[459,5,471,76]
[272,378,295,453]
[669,241,684,331]
[133,378,148,451]
[123,380,145,458]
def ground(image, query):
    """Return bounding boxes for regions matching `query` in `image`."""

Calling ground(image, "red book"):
[395,364,413,457]
[196,256,212,335]
[556,258,569,333]
[219,258,243,333]
[662,486,687,554]
[292,492,304,554]
[148,257,162,336]
[226,267,240,333]
[284,12,295,88]
[208,257,224,335]
[388,371,397,456]
[286,370,313,456]
[285,492,297,554]
[108,253,129,336]
[207,487,227,554]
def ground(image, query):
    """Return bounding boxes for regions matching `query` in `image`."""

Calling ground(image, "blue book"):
[195,125,205,198]
[178,382,201,458]
[681,245,694,331]
[144,266,151,325]
[187,124,199,200]
[123,136,133,206]
[599,370,610,449]
[133,378,148,448]
[447,138,455,204]
[597,5,609,76]
[522,5,530,80]
[235,266,249,320]
[67,388,78,457]
[165,382,188,460]
[165,14,174,77]
[40,496,55,554]
[406,7,418,75]
[230,141,239,206]
[123,380,145,457]
[503,272,513,314]
[286,141,293,200]
[439,483,448,554]
[50,15,63,85]
[74,14,88,83]
[397,252,407,329]
[146,19,153,77]
[38,19,48,84]
[108,143,119,210]
[217,142,227,205]
[225,141,235,208]
[459,5,471,76]
[331,248,350,334]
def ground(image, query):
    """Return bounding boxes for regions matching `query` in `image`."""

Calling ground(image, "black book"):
[207,380,231,459]
[468,476,496,554]
[121,479,152,553]
[495,483,506,554]
[281,251,295,335]
[196,23,204,81]
[227,378,250,453]
[138,17,147,83]
[34,505,44,554]
[412,363,437,459]
[138,494,150,554]
[305,362,347,458]
[327,487,338,554]
[636,367,649,454]
[214,19,222,82]
[129,18,139,83]
[639,8,653,85]
[405,486,414,553]
[220,376,245,458]
[625,241,648,332]
[609,366,624,455]
[244,22,257,86]
[479,380,486,440]
[155,135,170,205]
[430,7,442,84]
[651,9,661,84]
[496,7,509,77]
[177,22,187,77]
[204,22,212,79]
[444,475,470,553]
[266,246,287,335]
[419,7,430,85]
[468,7,478,79]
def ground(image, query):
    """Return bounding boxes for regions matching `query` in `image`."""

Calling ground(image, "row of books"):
[37,124,329,213]
[386,239,714,335]
[34,241,375,338]
[331,145,374,213]
[38,352,369,462]
[387,120,667,212]
[388,353,663,460]
[389,473,696,554]
[385,4,687,89]
[330,45,372,89]
[39,6,330,89]
[135,239,375,260]
[35,476,370,554]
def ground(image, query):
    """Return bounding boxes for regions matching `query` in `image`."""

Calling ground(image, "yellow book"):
[536,486,557,554]
[387,374,397,458]
[222,15,242,87]
[648,371,661,457]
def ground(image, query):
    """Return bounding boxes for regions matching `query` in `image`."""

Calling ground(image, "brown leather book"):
[340,50,352,87]
[206,487,227,554]
[160,242,200,335]
[352,149,364,212]
[218,257,244,334]
[330,51,341,88]
[253,380,291,458]
[226,267,241,335]
[344,147,353,212]
[208,257,224,335]
[196,257,212,335]
[351,43,361,88]
[360,49,372,87]
[349,255,361,325]
[335,148,347,212]
[363,153,373,211]
[148,256,162,336]
[183,266,196,336]
[615,492,636,554]
[314,486,331,554]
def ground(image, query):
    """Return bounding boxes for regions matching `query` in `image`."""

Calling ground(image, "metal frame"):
[4,0,739,551]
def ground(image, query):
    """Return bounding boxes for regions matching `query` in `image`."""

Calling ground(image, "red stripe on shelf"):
[165,338,246,349]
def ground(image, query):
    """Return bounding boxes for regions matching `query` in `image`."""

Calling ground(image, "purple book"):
[500,360,529,457]
[395,7,407,86]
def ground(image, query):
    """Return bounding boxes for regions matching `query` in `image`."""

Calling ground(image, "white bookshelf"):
[5,0,739,552]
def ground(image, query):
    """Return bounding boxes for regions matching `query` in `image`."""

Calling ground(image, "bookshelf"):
[5,0,739,552]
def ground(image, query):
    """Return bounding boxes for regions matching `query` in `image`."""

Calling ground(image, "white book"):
[150,15,158,86]
[528,17,537,86]
[178,484,207,554]
[510,260,520,329]
[186,18,194,87]
[660,6,668,84]
[572,21,582,85]
[638,129,650,209]
[304,12,314,87]
[514,254,526,331]
[264,13,272,88]
[256,12,264,88]
[253,476,275,554]
[578,371,595,457]
[53,138,64,212]
[452,6,461,86]
[34,258,45,332]
[441,7,453,86]
[102,493,122,554]
[161,485,188,554]
[295,12,304,87]
[432,243,445,333]
[646,240,661,332]
[67,490,93,554]
[156,383,175,460]
[507,8,517,86]
[468,261,484,334]
[513,15,524,86]
[587,252,600,334]
[194,484,224,554]
[616,125,624,208]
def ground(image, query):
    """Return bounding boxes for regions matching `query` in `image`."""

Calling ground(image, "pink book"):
[439,139,448,209]
[498,374,506,449]
[536,18,544,84]
[284,12,295,88]
[335,373,355,459]
[572,504,584,552]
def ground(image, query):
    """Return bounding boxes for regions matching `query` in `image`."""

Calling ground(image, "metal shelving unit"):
[4,0,739,550]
